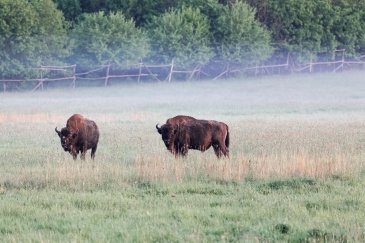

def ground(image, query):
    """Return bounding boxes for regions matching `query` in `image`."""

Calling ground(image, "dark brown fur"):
[156,116,229,158]
[156,115,197,154]
[66,113,85,131]
[55,114,99,160]
[166,115,196,126]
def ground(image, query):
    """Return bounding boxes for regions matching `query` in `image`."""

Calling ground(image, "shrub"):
[70,11,149,67]
[0,0,69,79]
[265,0,336,61]
[147,6,213,68]
[331,1,365,55]
[53,0,82,22]
[214,1,272,66]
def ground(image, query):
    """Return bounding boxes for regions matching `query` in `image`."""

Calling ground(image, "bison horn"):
[156,123,162,134]
[55,127,61,136]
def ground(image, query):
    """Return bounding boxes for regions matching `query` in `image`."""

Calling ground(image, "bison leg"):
[172,143,182,158]
[213,144,223,158]
[71,151,78,160]
[69,145,78,160]
[213,143,229,158]
[69,146,78,160]
[218,142,229,158]
[80,149,86,160]
[91,145,97,160]
[222,147,229,158]
[179,144,189,157]
[219,146,229,158]
[173,149,179,158]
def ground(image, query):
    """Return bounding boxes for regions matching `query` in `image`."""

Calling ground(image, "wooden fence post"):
[104,64,110,87]
[309,56,313,73]
[72,64,76,88]
[168,60,174,82]
[40,67,44,91]
[138,61,142,83]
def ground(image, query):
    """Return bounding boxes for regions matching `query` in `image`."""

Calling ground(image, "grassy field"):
[1,71,365,242]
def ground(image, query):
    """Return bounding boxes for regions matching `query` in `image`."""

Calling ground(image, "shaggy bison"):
[156,116,229,158]
[55,114,99,160]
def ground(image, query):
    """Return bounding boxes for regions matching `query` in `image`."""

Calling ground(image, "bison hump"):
[66,114,85,131]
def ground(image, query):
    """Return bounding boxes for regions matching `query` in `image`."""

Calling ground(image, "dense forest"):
[1,0,365,79]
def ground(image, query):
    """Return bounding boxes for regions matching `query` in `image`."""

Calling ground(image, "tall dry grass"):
[1,71,365,188]
[133,117,365,182]
[1,114,364,189]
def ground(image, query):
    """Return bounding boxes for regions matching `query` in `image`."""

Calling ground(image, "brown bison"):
[156,116,229,158]
[55,114,99,160]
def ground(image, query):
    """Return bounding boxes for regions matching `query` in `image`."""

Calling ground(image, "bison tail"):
[225,129,230,148]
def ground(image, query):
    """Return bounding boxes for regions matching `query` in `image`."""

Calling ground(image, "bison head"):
[156,123,178,152]
[55,127,77,152]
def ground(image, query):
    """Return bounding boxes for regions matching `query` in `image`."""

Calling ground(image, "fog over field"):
[2,70,365,115]
[1,70,364,178]
[0,71,365,242]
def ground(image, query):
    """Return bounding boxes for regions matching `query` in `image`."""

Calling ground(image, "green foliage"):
[247,0,365,60]
[214,1,272,65]
[53,0,82,22]
[331,1,365,55]
[267,0,336,60]
[147,6,213,68]
[0,0,69,79]
[60,0,220,27]
[57,0,178,26]
[106,0,177,27]
[70,11,149,67]
[79,0,108,13]
[176,0,223,20]
[3,0,365,77]
[176,0,224,41]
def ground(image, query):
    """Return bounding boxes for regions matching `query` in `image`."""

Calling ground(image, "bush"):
[265,0,336,60]
[147,6,213,68]
[331,1,365,55]
[53,0,82,22]
[0,0,69,79]
[247,0,365,60]
[214,1,272,66]
[70,11,150,68]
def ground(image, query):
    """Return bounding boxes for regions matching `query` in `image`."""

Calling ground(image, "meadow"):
[0,71,365,242]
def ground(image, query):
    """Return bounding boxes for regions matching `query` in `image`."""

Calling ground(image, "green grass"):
[1,178,365,242]
[0,71,365,242]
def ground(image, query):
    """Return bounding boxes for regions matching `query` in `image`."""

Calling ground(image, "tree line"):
[1,0,365,79]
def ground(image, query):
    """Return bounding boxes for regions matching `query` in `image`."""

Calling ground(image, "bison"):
[156,116,229,158]
[55,114,99,160]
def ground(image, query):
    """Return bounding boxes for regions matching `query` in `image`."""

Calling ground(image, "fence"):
[1,51,365,92]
